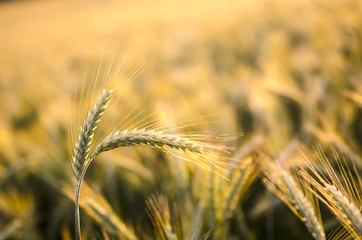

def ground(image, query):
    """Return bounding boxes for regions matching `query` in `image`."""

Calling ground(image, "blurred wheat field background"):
[0,0,361,239]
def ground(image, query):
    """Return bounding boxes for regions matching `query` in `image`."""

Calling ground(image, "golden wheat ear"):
[262,156,326,240]
[298,149,362,239]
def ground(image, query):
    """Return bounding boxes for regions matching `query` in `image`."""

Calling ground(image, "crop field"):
[0,0,361,239]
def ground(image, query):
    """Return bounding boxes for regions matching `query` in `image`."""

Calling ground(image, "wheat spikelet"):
[72,89,112,181]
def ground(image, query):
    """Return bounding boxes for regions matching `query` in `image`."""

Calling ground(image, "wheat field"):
[0,0,361,239]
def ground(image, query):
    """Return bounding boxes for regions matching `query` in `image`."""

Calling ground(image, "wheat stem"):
[75,182,81,240]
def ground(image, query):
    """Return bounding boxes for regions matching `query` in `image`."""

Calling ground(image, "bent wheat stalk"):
[72,89,219,240]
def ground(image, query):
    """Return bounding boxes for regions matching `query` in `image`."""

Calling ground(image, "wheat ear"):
[279,170,326,240]
[146,194,178,240]
[218,157,256,239]
[263,160,325,240]
[91,128,203,158]
[300,170,362,238]
[298,148,362,238]
[87,128,230,178]
[72,89,113,182]
[324,184,362,236]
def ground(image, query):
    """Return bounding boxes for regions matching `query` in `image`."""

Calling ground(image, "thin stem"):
[75,181,81,240]
[74,157,95,240]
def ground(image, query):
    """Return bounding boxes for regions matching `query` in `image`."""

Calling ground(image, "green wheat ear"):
[72,89,113,182]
